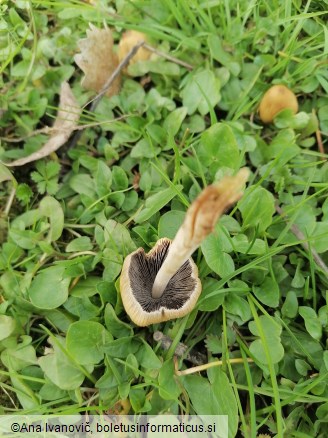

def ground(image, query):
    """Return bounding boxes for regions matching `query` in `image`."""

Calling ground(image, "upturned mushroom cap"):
[120,238,201,326]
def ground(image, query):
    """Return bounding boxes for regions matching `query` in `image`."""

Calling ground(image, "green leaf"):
[183,367,236,438]
[1,336,37,370]
[103,219,136,255]
[135,341,162,369]
[197,278,225,311]
[103,337,139,358]
[0,315,16,341]
[69,174,96,197]
[0,163,16,184]
[104,303,133,338]
[38,336,86,390]
[66,236,92,252]
[312,222,328,253]
[158,210,185,239]
[231,234,266,255]
[198,123,240,170]
[28,266,70,309]
[205,334,222,354]
[39,196,64,241]
[134,186,182,224]
[112,166,128,190]
[163,107,188,136]
[239,187,275,234]
[249,315,284,364]
[131,139,159,158]
[299,306,322,341]
[224,294,252,322]
[181,69,221,115]
[66,321,113,365]
[253,277,280,308]
[158,359,181,400]
[208,35,241,75]
[129,387,149,412]
[201,225,234,277]
[95,160,112,198]
[281,291,298,318]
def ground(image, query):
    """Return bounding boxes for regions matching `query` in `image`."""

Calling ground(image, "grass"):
[0,0,328,437]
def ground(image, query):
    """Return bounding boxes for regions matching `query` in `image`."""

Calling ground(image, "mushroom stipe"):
[120,168,250,326]
[120,238,201,326]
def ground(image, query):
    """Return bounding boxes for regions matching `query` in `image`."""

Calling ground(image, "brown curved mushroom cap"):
[120,238,201,326]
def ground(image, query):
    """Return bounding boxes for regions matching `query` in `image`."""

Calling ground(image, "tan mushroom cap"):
[120,238,202,326]
[259,84,298,123]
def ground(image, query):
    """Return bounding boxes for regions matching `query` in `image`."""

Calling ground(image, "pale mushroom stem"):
[151,168,250,299]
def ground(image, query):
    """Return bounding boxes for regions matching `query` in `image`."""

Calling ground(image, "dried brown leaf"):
[74,24,121,96]
[3,82,81,167]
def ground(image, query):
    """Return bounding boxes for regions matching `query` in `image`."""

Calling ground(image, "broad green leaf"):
[295,359,311,376]
[158,359,181,400]
[69,174,96,197]
[39,196,64,241]
[112,166,128,190]
[299,306,322,341]
[281,291,298,318]
[10,373,40,410]
[66,236,92,252]
[135,341,162,369]
[183,367,236,438]
[158,210,185,239]
[103,219,136,255]
[28,266,70,309]
[121,190,138,211]
[102,248,123,282]
[253,277,280,308]
[103,337,139,358]
[66,321,113,365]
[181,69,221,115]
[198,123,240,170]
[95,160,112,197]
[131,139,159,158]
[134,186,182,224]
[197,278,225,311]
[249,315,284,364]
[0,163,16,184]
[312,222,328,253]
[1,336,37,371]
[104,303,133,338]
[70,276,101,298]
[239,187,275,234]
[224,294,252,322]
[0,315,16,341]
[129,387,149,412]
[231,234,266,255]
[38,336,86,390]
[208,35,241,75]
[39,381,66,401]
[163,107,188,136]
[208,367,238,438]
[201,225,234,277]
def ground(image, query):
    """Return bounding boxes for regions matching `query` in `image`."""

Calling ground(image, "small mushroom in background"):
[120,168,250,326]
[259,84,298,123]
[118,30,151,70]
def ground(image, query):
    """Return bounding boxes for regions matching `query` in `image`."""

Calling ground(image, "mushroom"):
[118,30,151,70]
[259,84,298,123]
[120,168,249,326]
